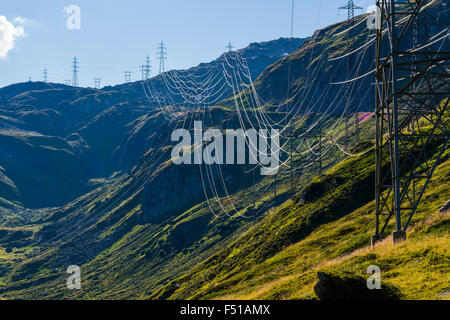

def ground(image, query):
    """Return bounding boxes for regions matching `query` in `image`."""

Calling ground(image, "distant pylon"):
[43,68,48,83]
[94,77,101,89]
[124,71,132,83]
[145,55,151,79]
[157,42,167,74]
[225,41,234,52]
[140,65,146,81]
[338,0,362,21]
[72,57,79,87]
[64,80,71,86]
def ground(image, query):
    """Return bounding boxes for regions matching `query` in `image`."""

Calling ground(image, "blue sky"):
[0,0,374,88]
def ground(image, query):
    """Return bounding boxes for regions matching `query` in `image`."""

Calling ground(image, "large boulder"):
[314,271,401,300]
[439,200,450,214]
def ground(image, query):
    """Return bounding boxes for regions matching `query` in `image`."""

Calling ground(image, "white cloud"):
[0,15,26,59]
[14,16,43,29]
[13,16,27,24]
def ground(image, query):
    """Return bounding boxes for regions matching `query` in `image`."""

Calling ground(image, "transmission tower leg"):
[390,3,406,245]
[392,230,406,244]
[371,234,383,247]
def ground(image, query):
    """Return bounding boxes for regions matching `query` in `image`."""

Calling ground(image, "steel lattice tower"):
[141,65,146,81]
[145,55,151,79]
[157,42,167,74]
[43,68,48,83]
[225,41,235,52]
[124,71,132,83]
[72,57,79,87]
[339,0,363,21]
[372,0,450,245]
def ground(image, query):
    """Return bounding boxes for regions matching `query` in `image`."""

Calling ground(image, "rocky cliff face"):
[142,164,207,223]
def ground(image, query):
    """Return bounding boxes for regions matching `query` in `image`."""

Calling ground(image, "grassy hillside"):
[156,154,449,300]
[151,105,449,300]
[0,106,370,298]
[0,106,447,299]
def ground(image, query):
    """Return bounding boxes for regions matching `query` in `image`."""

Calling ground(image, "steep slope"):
[0,103,446,299]
[154,142,449,300]
[0,107,361,298]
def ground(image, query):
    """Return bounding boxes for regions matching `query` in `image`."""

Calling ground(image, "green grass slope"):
[154,142,449,300]
[0,110,368,299]
[0,107,447,300]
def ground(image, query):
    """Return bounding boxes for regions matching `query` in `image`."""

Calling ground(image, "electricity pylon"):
[72,57,79,87]
[145,55,151,79]
[372,0,450,246]
[141,65,146,81]
[157,41,167,74]
[43,69,48,83]
[94,77,101,89]
[124,71,132,83]
[225,41,235,52]
[338,0,363,21]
